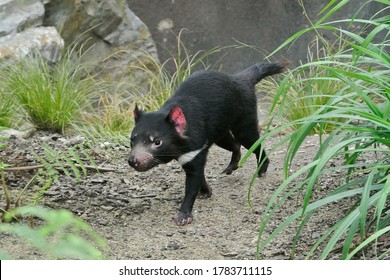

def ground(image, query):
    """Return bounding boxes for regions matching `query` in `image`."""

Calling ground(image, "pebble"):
[100,142,112,148]
[58,135,85,146]
[97,219,109,226]
[220,251,238,257]
[311,232,321,239]
[44,190,60,196]
[90,178,106,184]
[163,241,181,251]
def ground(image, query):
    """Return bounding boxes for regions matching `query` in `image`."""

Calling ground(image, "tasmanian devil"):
[128,62,286,225]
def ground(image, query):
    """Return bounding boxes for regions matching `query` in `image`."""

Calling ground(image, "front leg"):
[173,153,209,226]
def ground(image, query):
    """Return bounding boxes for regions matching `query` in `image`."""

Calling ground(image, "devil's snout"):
[128,151,155,172]
[128,155,139,168]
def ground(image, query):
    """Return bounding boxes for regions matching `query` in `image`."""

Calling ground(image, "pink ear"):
[169,106,186,136]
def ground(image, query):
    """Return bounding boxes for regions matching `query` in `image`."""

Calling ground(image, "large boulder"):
[0,0,44,37]
[44,0,158,93]
[0,26,63,62]
[0,0,62,62]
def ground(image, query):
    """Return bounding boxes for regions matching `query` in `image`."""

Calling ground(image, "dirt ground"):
[0,130,388,260]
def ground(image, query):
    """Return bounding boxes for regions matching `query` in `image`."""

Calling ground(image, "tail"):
[234,61,288,85]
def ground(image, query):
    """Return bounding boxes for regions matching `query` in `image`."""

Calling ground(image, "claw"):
[172,213,193,226]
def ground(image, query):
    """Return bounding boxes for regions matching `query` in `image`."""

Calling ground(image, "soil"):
[0,130,388,260]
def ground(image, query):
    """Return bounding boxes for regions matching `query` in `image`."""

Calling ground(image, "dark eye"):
[154,139,162,147]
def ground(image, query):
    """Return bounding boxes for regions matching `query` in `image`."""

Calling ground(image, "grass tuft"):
[0,47,101,134]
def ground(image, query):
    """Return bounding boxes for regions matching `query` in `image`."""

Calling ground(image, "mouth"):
[130,164,153,172]
[128,158,159,172]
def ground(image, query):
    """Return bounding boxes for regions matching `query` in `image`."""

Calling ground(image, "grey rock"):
[44,0,158,95]
[0,0,44,37]
[0,26,64,62]
[0,0,55,62]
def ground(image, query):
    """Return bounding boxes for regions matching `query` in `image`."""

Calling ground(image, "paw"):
[221,163,239,175]
[198,186,212,199]
[258,159,270,177]
[172,212,193,226]
[197,193,211,199]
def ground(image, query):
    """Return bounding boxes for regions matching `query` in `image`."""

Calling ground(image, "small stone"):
[58,135,85,146]
[312,232,321,239]
[97,219,109,226]
[164,241,181,251]
[221,251,238,257]
[90,178,106,184]
[100,142,111,148]
[101,205,114,211]
[44,190,60,196]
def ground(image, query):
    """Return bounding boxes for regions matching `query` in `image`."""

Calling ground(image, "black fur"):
[128,62,286,225]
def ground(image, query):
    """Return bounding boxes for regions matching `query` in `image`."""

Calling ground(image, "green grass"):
[0,47,101,134]
[242,0,390,259]
[80,94,135,137]
[0,90,16,128]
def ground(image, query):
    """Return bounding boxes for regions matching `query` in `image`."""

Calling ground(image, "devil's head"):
[128,105,187,171]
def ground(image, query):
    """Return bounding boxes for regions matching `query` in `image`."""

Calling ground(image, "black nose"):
[128,155,138,167]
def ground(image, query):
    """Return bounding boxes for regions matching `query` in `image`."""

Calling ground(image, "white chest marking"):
[178,144,207,166]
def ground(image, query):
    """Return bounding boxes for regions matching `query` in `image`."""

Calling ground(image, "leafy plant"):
[242,0,390,259]
[0,206,106,259]
[1,140,102,211]
[30,141,101,205]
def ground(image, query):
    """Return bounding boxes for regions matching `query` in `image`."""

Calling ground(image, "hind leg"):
[215,132,241,175]
[233,122,269,177]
